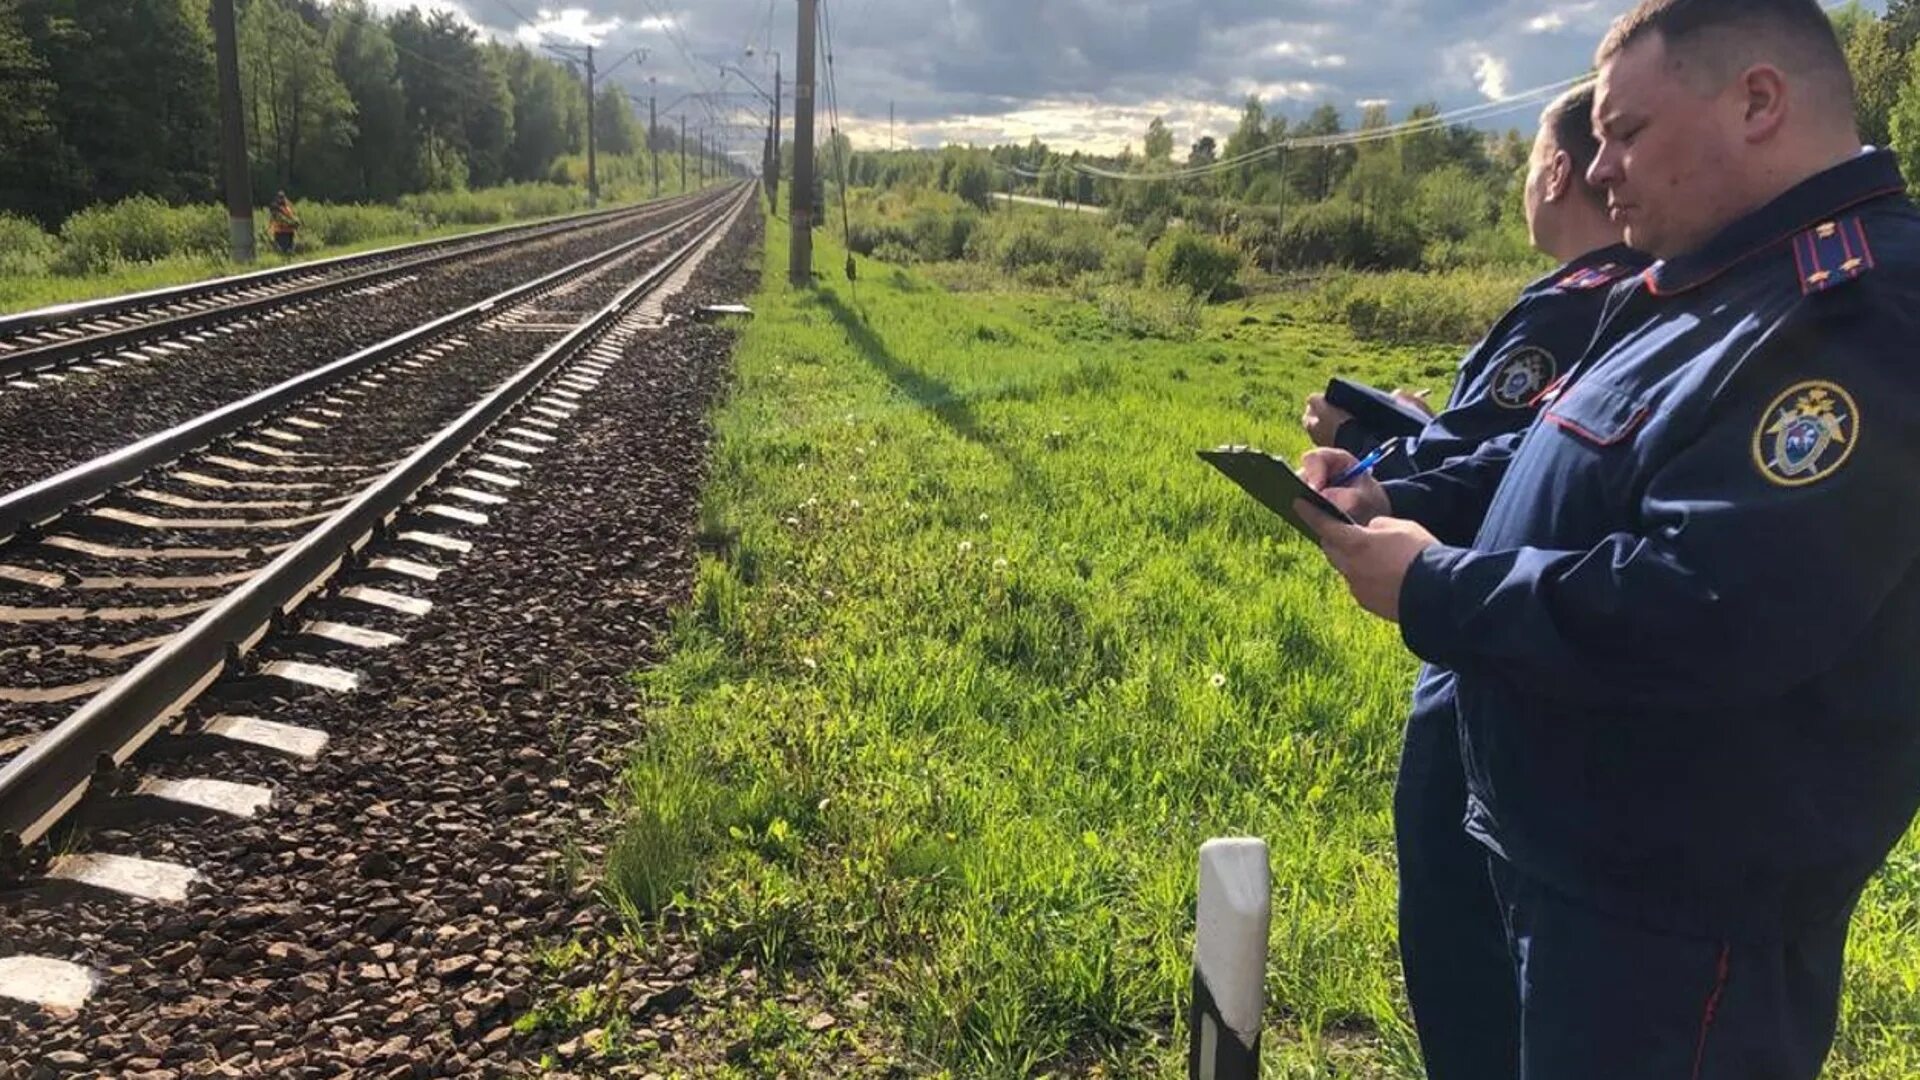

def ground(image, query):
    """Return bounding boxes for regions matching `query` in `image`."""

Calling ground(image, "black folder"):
[1199,446,1354,540]
[1325,377,1431,440]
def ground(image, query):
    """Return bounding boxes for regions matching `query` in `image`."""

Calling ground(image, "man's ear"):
[1740,63,1789,144]
[1546,148,1574,203]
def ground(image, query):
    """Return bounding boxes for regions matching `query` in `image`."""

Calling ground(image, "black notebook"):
[1325,377,1431,440]
[1199,446,1354,540]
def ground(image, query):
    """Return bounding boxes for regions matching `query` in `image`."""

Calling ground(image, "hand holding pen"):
[1328,438,1401,488]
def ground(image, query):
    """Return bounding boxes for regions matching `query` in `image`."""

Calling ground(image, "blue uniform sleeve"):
[1379,431,1523,547]
[1398,295,1920,710]
[1333,419,1385,460]
[1397,290,1600,474]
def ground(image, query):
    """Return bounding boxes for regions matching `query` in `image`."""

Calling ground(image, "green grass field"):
[597,215,1920,1077]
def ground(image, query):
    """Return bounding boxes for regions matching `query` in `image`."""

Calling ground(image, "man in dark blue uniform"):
[1305,87,1647,1080]
[1297,1,1920,1075]
[1302,88,1644,489]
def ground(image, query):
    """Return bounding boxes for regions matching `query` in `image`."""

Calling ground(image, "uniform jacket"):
[1383,149,1920,941]
[1336,244,1647,481]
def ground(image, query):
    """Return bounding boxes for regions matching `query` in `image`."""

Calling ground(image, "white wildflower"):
[958,540,974,554]
[1210,672,1227,689]
[993,557,1009,572]
[849,499,862,510]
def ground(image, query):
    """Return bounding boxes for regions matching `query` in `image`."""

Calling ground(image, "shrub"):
[0,213,57,276]
[299,203,418,249]
[1094,285,1202,340]
[1148,227,1243,300]
[1306,267,1536,344]
[1102,235,1148,284]
[56,196,177,271]
[1275,201,1422,272]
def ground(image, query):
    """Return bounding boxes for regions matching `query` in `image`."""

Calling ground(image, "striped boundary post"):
[1189,838,1270,1080]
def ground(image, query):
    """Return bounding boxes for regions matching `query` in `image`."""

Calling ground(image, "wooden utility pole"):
[789,0,818,285]
[680,116,687,192]
[650,94,660,199]
[210,0,254,263]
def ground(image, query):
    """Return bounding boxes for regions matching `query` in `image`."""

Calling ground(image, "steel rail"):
[0,181,752,853]
[0,189,715,380]
[0,185,741,547]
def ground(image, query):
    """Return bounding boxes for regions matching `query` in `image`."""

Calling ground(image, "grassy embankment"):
[586,212,1920,1077]
[0,163,729,315]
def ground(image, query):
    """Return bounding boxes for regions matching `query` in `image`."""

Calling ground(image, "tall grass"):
[596,217,1920,1077]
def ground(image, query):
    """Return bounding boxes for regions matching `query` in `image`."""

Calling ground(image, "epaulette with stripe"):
[1793,215,1876,296]
[1555,262,1633,291]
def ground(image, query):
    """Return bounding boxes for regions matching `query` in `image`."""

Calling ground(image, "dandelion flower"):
[993,557,1009,572]
[978,512,990,523]
[849,499,862,510]
[784,516,801,527]
[958,540,974,554]
[802,657,818,670]
[1210,672,1227,689]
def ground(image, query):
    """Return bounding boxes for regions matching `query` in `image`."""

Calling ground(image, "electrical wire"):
[819,0,858,286]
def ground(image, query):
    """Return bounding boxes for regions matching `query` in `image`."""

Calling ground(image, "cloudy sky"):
[372,0,1885,158]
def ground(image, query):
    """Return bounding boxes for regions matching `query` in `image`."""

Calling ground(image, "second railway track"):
[0,187,738,499]
[0,182,753,885]
[0,191,712,385]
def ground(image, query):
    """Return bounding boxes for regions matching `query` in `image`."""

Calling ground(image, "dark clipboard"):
[1199,446,1354,539]
[1325,377,1431,440]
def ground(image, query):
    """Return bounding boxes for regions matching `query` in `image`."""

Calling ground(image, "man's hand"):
[1393,388,1437,418]
[1298,448,1391,524]
[1293,506,1439,622]
[1302,393,1353,448]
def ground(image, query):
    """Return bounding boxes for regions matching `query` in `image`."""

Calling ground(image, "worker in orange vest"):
[268,191,300,255]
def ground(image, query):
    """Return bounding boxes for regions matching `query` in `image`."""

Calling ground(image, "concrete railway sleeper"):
[0,180,753,953]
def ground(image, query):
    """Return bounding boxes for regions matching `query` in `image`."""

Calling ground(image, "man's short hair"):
[1596,0,1854,108]
[1542,85,1603,201]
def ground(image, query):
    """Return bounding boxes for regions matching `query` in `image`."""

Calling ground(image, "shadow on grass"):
[815,288,1027,469]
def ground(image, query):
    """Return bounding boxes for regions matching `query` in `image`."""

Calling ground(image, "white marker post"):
[1189,838,1270,1080]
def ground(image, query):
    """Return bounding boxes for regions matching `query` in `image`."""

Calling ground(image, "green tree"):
[1189,135,1217,167]
[1886,0,1920,53]
[1221,96,1268,193]
[324,1,408,200]
[1288,103,1350,201]
[592,83,634,156]
[0,0,78,223]
[239,0,356,189]
[1143,117,1175,162]
[1889,45,1920,186]
[1845,14,1902,150]
[16,0,219,214]
[502,45,584,182]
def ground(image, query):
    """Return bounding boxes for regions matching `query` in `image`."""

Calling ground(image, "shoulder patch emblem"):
[1556,262,1629,291]
[1490,347,1557,410]
[1753,381,1858,487]
[1793,217,1875,295]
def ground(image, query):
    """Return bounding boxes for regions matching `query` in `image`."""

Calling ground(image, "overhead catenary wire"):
[819,0,858,286]
[1050,0,1860,184]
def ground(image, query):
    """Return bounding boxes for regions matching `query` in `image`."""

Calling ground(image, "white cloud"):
[1472,53,1511,100]
[512,7,622,45]
[1271,41,1348,69]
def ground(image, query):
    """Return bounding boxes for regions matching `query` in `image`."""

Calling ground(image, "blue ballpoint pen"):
[1329,439,1401,488]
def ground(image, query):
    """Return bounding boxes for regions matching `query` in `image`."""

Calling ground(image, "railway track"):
[0,183,754,1024]
[0,190,712,393]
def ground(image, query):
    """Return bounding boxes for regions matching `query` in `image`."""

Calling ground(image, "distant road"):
[993,193,1107,215]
